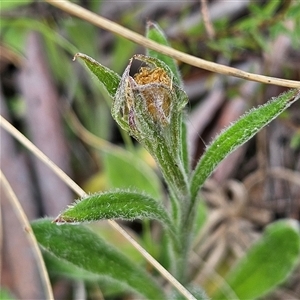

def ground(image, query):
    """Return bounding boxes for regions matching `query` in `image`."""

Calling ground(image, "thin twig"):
[45,0,300,88]
[0,115,196,300]
[0,170,54,300]
[200,0,215,39]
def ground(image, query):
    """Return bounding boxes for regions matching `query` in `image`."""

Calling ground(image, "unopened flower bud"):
[112,54,188,147]
[133,66,172,125]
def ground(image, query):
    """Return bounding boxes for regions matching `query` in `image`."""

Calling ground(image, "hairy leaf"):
[191,89,300,201]
[54,190,172,228]
[32,219,165,299]
[74,52,121,98]
[212,219,300,299]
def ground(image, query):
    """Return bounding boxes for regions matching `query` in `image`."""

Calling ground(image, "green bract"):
[74,52,121,98]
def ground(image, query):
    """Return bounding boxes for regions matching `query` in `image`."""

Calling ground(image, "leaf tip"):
[53,214,64,224]
[146,20,155,28]
[73,52,84,62]
[53,214,76,225]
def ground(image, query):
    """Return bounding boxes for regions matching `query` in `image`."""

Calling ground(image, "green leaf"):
[74,53,121,98]
[1,19,78,55]
[261,1,281,17]
[171,284,208,300]
[146,21,182,86]
[111,36,136,73]
[191,89,300,201]
[54,190,172,228]
[43,250,98,281]
[290,131,300,149]
[65,19,98,58]
[212,219,300,300]
[287,3,300,18]
[103,148,162,199]
[0,0,32,11]
[45,221,145,272]
[45,245,127,296]
[45,248,132,297]
[54,191,179,249]
[0,288,15,300]
[32,219,165,299]
[237,17,258,31]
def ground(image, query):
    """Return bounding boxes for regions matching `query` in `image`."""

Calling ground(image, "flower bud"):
[134,66,172,125]
[112,55,188,147]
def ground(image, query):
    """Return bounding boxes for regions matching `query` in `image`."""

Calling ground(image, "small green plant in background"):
[31,23,300,299]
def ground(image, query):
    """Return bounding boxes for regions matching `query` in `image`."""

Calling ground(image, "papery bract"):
[112,54,188,150]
